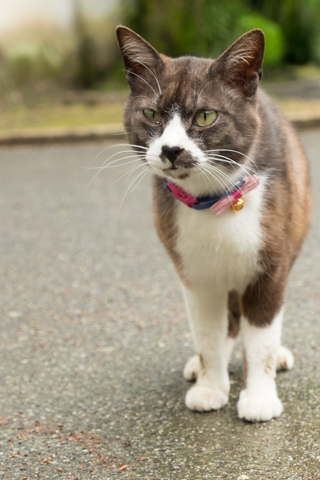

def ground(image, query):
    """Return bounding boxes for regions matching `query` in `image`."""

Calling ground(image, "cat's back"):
[255,88,312,261]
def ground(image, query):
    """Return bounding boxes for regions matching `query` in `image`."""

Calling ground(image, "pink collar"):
[165,174,260,216]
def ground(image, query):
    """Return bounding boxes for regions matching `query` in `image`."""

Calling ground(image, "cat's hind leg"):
[184,340,294,384]
[183,354,201,381]
[277,345,294,371]
[182,286,230,412]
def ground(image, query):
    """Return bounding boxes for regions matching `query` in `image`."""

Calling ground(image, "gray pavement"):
[0,132,320,480]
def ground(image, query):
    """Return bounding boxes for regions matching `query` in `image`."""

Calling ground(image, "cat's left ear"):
[211,29,265,97]
[116,26,164,91]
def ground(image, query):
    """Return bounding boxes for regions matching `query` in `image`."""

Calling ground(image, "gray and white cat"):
[116,26,311,421]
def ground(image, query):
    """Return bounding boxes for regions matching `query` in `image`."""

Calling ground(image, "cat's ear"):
[211,29,265,97]
[116,26,164,93]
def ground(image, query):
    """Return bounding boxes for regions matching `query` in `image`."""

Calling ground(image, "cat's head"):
[116,26,265,196]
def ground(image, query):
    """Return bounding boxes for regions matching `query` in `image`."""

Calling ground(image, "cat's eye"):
[143,109,161,124]
[194,109,217,127]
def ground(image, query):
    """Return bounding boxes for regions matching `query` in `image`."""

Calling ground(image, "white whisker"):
[206,154,258,178]
[198,167,216,191]
[127,70,159,98]
[200,164,230,198]
[129,165,151,193]
[206,148,259,171]
[126,55,162,95]
[86,153,145,172]
[197,80,214,102]
[96,158,144,171]
[206,155,255,178]
[91,143,147,167]
[99,152,145,169]
[85,151,146,194]
[118,165,150,214]
[110,161,147,186]
[201,165,236,207]
[204,164,237,192]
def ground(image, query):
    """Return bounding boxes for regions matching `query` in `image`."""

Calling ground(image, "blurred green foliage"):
[122,0,320,68]
[239,14,285,67]
[1,0,320,95]
[2,43,64,87]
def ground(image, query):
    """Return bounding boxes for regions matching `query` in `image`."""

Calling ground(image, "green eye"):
[194,109,217,127]
[143,109,161,124]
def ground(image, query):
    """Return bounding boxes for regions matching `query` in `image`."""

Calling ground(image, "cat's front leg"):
[237,274,286,422]
[182,286,230,412]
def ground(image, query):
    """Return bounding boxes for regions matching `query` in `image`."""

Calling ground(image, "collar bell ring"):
[165,174,260,216]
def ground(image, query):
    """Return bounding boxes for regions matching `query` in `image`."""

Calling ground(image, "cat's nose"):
[162,145,184,164]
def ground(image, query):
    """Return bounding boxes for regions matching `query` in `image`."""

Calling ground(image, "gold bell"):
[230,198,244,212]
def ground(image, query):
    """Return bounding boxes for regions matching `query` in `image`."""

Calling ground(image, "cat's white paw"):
[183,355,200,381]
[237,389,283,422]
[277,346,294,371]
[185,385,228,412]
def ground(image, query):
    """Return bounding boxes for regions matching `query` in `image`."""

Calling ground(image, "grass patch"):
[0,101,125,130]
[274,98,320,120]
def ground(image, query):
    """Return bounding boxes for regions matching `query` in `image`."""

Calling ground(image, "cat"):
[116,25,312,421]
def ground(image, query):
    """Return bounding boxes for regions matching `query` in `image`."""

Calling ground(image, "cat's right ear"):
[116,26,164,92]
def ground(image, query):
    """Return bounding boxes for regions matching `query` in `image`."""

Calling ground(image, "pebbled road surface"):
[0,131,320,479]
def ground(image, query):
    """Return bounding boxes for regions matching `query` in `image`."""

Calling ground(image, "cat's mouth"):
[163,166,192,180]
[161,157,198,179]
[165,165,178,171]
[164,165,183,173]
[148,152,198,181]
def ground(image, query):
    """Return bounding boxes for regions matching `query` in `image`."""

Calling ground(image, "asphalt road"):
[0,131,320,480]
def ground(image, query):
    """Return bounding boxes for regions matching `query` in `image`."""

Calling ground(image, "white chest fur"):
[175,180,265,292]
